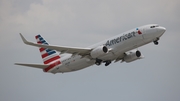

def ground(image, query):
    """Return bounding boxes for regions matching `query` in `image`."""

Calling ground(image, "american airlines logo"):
[136,28,142,34]
[105,31,137,46]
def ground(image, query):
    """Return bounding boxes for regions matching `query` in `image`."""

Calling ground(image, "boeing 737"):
[15,24,166,74]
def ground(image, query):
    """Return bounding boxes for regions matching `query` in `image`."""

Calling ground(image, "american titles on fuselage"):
[105,31,137,46]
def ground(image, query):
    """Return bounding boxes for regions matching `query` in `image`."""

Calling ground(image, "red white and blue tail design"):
[35,35,61,72]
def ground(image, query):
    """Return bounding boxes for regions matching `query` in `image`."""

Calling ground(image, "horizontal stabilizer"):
[15,63,49,69]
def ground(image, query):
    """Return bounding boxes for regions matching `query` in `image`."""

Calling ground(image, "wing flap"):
[15,63,49,69]
[19,33,92,55]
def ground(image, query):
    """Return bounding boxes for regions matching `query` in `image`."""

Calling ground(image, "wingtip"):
[14,63,20,65]
[19,33,28,44]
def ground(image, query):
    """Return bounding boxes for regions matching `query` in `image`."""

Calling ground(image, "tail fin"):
[35,35,61,65]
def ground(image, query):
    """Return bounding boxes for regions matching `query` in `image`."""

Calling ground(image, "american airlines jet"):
[15,24,166,74]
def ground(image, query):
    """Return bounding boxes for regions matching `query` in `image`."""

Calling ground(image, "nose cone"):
[157,26,166,35]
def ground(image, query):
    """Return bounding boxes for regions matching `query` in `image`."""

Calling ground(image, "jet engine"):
[90,46,108,58]
[123,50,144,63]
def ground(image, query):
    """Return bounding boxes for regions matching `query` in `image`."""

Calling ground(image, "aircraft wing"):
[19,33,92,56]
[15,63,49,69]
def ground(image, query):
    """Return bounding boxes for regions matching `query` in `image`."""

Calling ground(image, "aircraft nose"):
[157,26,166,35]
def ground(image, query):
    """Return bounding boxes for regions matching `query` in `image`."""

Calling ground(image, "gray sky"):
[0,0,180,101]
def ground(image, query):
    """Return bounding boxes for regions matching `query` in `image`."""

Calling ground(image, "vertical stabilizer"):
[35,35,61,72]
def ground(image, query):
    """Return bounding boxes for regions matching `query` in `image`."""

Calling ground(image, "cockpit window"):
[150,26,155,28]
[150,25,159,28]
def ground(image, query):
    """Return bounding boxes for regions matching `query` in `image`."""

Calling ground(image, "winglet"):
[19,33,29,44]
[19,33,37,46]
[19,33,52,48]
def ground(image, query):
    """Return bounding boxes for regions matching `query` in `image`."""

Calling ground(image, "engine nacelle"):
[90,46,108,58]
[124,50,143,63]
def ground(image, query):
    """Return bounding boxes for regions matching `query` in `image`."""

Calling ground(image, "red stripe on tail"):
[42,53,48,58]
[35,35,39,39]
[37,41,42,44]
[44,56,60,64]
[44,61,61,72]
[39,48,45,52]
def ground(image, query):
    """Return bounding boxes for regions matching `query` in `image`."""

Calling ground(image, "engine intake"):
[124,50,143,63]
[90,46,108,58]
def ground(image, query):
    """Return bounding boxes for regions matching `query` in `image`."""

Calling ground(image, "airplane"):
[15,24,166,74]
